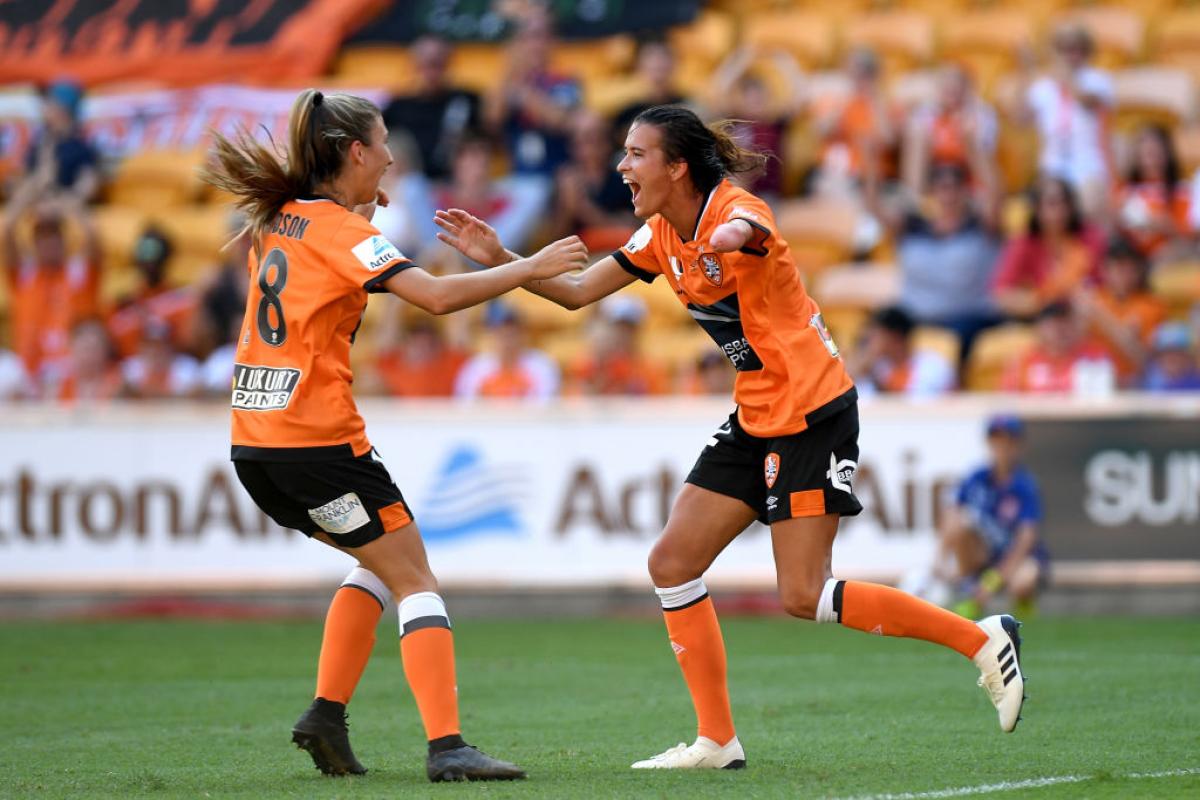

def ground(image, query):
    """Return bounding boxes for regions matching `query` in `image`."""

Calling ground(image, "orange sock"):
[822,579,987,659]
[398,592,461,741]
[315,582,385,704]
[657,579,736,745]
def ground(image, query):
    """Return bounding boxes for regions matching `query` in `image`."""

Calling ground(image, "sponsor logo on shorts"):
[351,235,405,271]
[231,364,301,410]
[700,253,723,287]
[308,492,371,535]
[765,452,780,488]
[624,223,652,254]
[766,494,779,511]
[827,454,858,494]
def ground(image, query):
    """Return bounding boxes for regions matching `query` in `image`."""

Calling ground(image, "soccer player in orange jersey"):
[201,89,588,782]
[436,105,1027,770]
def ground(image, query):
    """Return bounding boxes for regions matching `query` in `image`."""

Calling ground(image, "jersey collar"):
[680,184,718,243]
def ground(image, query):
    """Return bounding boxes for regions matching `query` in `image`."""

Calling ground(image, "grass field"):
[1,615,1197,799]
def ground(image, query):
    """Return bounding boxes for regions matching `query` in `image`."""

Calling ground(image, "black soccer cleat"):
[426,745,527,782]
[291,698,367,776]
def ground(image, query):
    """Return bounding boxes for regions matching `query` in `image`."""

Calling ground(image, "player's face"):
[354,116,393,205]
[618,122,678,220]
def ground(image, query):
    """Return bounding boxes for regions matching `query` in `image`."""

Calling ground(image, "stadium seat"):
[153,205,237,282]
[1150,261,1200,316]
[504,287,582,333]
[1173,124,1200,174]
[668,10,736,97]
[741,11,836,71]
[550,36,635,85]
[1151,10,1200,82]
[91,204,150,272]
[965,323,1036,391]
[1052,7,1145,70]
[913,325,962,371]
[331,46,413,91]
[813,261,900,310]
[622,278,691,330]
[1110,68,1197,133]
[106,149,207,212]
[775,199,865,274]
[446,43,507,94]
[843,11,935,76]
[638,325,720,371]
[939,10,1037,97]
[888,69,940,113]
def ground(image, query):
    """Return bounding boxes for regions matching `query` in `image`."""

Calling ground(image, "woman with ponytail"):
[202,88,587,783]
[437,104,1027,770]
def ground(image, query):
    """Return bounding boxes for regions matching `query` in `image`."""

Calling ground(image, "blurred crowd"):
[3,2,1200,404]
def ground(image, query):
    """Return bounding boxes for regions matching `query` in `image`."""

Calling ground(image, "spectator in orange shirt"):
[46,319,123,403]
[1002,302,1114,394]
[454,304,559,400]
[2,196,100,380]
[120,318,202,400]
[1116,125,1191,261]
[567,295,667,396]
[374,317,469,398]
[1074,239,1166,385]
[812,47,899,195]
[902,64,998,198]
[107,225,197,358]
[993,177,1106,319]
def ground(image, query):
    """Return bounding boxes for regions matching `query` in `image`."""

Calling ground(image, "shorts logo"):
[231,364,301,410]
[765,452,781,488]
[766,494,779,511]
[351,235,405,271]
[700,253,723,287]
[625,223,653,254]
[308,492,371,535]
[827,454,857,494]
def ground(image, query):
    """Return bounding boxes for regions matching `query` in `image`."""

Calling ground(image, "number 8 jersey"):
[231,198,414,461]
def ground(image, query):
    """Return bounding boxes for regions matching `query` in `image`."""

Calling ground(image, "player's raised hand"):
[435,208,508,267]
[526,235,589,279]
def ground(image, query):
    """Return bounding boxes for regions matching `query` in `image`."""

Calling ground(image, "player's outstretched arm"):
[434,208,634,310]
[382,235,588,315]
[708,219,753,253]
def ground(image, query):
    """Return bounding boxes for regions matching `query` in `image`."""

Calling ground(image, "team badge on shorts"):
[764,452,781,488]
[700,253,723,287]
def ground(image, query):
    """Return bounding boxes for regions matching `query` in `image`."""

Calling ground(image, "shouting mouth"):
[623,177,642,204]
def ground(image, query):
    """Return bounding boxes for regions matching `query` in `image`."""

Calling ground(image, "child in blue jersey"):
[939,415,1048,619]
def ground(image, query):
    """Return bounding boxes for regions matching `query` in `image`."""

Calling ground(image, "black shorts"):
[686,402,864,525]
[233,450,415,548]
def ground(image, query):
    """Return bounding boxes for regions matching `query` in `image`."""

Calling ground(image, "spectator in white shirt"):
[1013,24,1114,218]
[848,306,956,398]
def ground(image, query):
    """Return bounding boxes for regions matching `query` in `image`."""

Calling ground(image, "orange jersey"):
[9,256,98,375]
[231,198,415,460]
[614,180,855,436]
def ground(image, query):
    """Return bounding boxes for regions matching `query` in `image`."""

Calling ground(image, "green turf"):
[0,615,1196,799]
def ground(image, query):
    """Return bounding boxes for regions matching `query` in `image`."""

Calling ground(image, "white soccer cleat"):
[973,614,1026,732]
[631,736,746,770]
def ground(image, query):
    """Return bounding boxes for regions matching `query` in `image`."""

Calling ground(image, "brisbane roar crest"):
[764,452,781,488]
[700,253,723,287]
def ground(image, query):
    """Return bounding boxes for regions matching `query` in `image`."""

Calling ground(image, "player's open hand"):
[527,235,589,280]
[435,208,508,267]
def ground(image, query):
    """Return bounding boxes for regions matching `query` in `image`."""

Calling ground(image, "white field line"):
[832,767,1200,800]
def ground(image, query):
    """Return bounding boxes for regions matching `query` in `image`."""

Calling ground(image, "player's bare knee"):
[778,581,822,620]
[647,542,701,588]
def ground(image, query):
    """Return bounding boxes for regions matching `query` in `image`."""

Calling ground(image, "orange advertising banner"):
[0,0,388,87]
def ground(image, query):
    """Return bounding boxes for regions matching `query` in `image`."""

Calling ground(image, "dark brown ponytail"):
[632,105,769,194]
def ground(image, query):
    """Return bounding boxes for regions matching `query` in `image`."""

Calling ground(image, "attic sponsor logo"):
[231,365,301,411]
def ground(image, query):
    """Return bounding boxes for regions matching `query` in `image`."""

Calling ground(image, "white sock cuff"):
[816,578,841,624]
[398,591,451,637]
[655,578,709,611]
[340,567,389,609]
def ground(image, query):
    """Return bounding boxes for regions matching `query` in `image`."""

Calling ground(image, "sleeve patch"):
[351,235,406,272]
[624,223,653,254]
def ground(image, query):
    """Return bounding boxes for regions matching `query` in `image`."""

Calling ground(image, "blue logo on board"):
[416,446,524,541]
